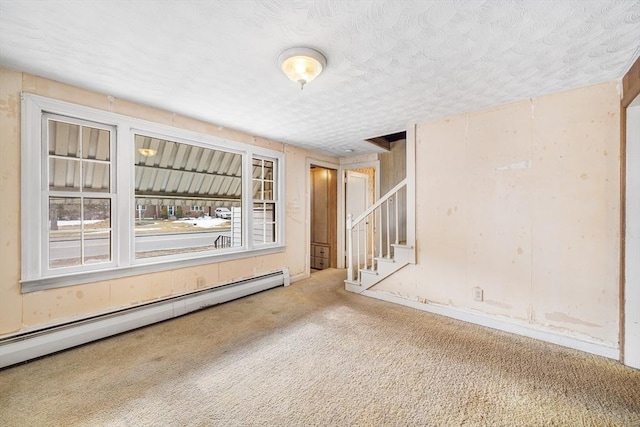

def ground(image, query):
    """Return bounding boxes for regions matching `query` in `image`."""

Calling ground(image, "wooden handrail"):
[348,178,407,228]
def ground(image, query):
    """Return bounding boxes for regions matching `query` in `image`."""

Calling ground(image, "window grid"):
[45,115,114,271]
[252,158,277,245]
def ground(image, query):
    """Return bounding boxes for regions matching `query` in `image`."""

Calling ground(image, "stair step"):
[375,257,395,263]
[359,268,378,276]
[391,243,416,264]
[392,243,414,249]
[344,280,363,294]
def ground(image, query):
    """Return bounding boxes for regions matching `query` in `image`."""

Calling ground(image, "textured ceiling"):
[1,0,639,157]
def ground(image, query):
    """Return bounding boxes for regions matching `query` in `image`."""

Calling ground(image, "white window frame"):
[21,94,285,293]
[252,156,279,246]
[42,113,117,275]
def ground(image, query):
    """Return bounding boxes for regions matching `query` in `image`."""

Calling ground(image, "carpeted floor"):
[1,268,639,426]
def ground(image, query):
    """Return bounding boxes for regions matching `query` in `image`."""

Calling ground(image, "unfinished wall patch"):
[495,160,531,171]
[545,312,601,328]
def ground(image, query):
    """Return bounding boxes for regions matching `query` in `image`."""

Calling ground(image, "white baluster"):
[386,199,390,258]
[356,222,361,281]
[395,192,400,245]
[377,207,382,259]
[346,213,353,282]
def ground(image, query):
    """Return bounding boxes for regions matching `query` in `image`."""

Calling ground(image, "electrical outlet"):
[473,287,483,302]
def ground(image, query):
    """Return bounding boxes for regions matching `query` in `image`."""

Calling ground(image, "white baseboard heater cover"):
[0,269,289,369]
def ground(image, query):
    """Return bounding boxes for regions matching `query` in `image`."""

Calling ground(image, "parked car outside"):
[214,207,232,219]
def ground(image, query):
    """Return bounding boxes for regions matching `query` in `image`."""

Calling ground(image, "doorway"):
[310,166,337,271]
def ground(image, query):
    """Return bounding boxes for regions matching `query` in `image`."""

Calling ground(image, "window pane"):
[49,197,81,228]
[49,158,81,191]
[253,202,276,244]
[82,161,110,192]
[252,158,262,178]
[264,160,274,180]
[83,198,111,264]
[134,134,243,258]
[82,126,110,161]
[263,180,274,200]
[49,197,82,268]
[49,120,80,158]
[252,179,274,201]
[84,198,111,227]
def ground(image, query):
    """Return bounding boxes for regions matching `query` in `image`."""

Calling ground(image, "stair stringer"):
[345,245,414,294]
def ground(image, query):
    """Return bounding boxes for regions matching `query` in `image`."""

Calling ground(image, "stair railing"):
[214,234,231,249]
[346,178,407,283]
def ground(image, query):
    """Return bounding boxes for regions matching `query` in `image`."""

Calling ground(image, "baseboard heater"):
[0,269,290,369]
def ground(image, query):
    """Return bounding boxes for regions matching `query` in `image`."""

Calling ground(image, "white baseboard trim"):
[0,270,288,369]
[362,289,620,360]
[290,271,309,284]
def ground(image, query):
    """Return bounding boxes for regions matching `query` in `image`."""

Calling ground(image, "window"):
[252,158,277,245]
[45,114,116,272]
[21,94,285,291]
[134,134,243,259]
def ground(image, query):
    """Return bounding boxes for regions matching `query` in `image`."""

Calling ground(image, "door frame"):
[345,170,372,266]
[624,94,640,368]
[339,160,380,268]
[621,56,640,367]
[307,158,340,274]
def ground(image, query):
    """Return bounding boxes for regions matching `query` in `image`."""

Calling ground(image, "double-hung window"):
[252,157,277,245]
[21,94,285,292]
[45,115,115,271]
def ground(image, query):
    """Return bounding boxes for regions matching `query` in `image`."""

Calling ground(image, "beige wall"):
[0,68,336,336]
[373,82,621,347]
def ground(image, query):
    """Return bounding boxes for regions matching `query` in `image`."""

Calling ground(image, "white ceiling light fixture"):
[138,148,157,157]
[278,47,327,90]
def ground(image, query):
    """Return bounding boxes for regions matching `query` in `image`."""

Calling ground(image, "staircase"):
[345,178,415,293]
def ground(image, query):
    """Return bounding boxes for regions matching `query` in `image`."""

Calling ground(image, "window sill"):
[21,245,286,293]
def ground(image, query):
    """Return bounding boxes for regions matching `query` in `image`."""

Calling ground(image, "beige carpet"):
[1,268,639,426]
